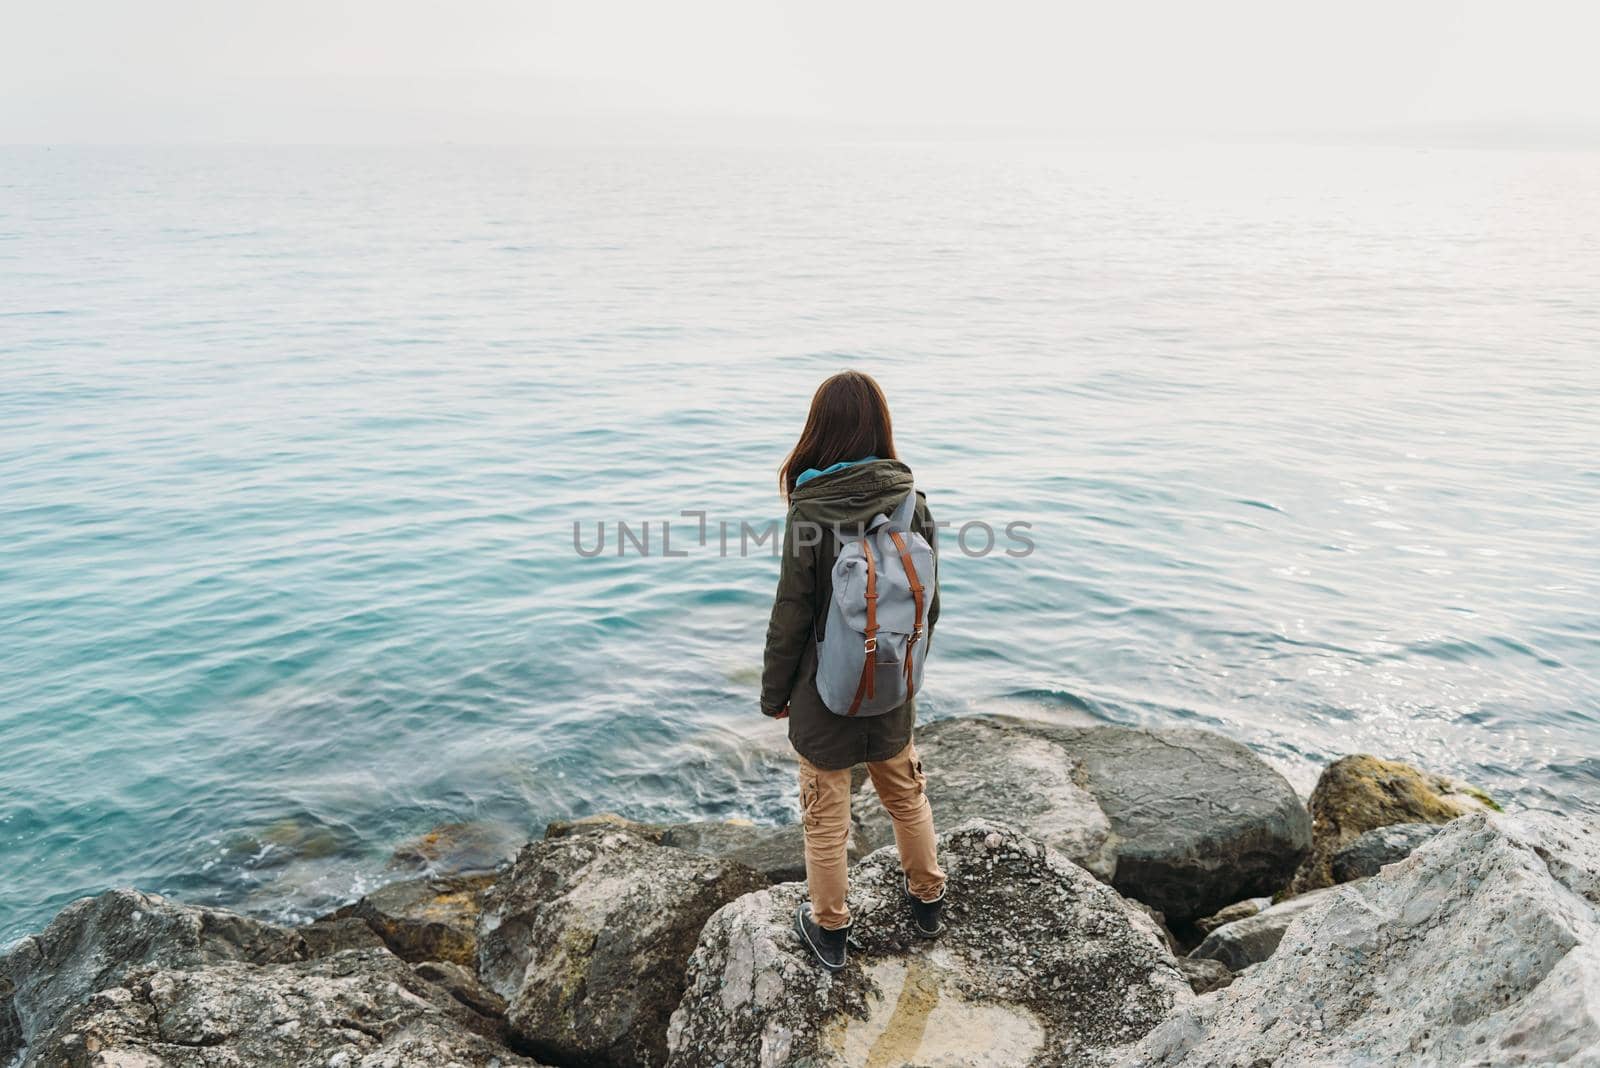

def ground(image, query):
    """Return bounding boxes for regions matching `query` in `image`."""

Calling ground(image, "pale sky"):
[4,0,1598,143]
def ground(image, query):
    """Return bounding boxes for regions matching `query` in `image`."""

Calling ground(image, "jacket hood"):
[788,458,916,531]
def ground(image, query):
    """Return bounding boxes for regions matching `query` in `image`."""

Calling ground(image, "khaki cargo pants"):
[798,740,946,930]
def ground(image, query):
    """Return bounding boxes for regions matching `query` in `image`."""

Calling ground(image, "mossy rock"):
[1286,754,1497,895]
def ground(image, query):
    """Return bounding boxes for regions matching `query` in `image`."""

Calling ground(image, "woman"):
[761,370,946,971]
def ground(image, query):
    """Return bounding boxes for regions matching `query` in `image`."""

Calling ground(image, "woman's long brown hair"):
[779,371,898,499]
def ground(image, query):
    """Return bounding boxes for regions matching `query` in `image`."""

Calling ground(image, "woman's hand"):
[762,704,789,719]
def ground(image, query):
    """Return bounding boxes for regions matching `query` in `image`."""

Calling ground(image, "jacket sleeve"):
[760,507,816,714]
[915,494,941,632]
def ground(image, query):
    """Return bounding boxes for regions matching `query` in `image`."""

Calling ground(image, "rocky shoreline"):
[3,713,1595,1067]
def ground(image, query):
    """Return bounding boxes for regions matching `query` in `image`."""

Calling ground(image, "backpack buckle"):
[864,636,878,654]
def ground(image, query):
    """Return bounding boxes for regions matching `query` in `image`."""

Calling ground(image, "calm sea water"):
[2,143,1598,943]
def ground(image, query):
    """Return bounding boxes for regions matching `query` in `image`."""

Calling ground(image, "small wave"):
[999,687,1106,717]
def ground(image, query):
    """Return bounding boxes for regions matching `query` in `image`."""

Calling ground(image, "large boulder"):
[666,820,1192,1068]
[1187,885,1346,970]
[477,826,768,1068]
[853,716,1310,918]
[1125,812,1600,1067]
[24,948,542,1067]
[0,888,307,1063]
[853,718,1118,881]
[1286,753,1496,895]
[547,812,869,884]
[329,872,496,965]
[1329,821,1444,884]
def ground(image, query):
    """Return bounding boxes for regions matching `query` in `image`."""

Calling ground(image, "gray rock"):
[1176,957,1235,995]
[1329,821,1443,883]
[413,959,510,1023]
[25,948,543,1067]
[0,888,306,1063]
[478,825,768,1068]
[1192,897,1270,937]
[300,915,390,956]
[330,872,496,966]
[657,821,857,885]
[854,716,1310,918]
[666,820,1192,1068]
[1124,812,1600,1067]
[852,717,1117,881]
[1187,884,1347,970]
[546,812,868,884]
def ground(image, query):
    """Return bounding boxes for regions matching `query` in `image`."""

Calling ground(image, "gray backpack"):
[815,487,935,717]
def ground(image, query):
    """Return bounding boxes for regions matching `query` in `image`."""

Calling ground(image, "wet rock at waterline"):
[25,949,544,1068]
[1286,753,1496,895]
[0,731,1579,1068]
[1127,813,1600,1067]
[0,888,307,1064]
[1187,884,1347,971]
[1328,820,1444,884]
[329,872,495,966]
[477,825,768,1068]
[222,814,361,868]
[853,716,1310,918]
[666,820,1191,1068]
[542,810,644,839]
[546,811,869,884]
[388,820,523,875]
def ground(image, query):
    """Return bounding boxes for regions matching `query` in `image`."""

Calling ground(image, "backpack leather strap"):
[847,535,879,716]
[887,528,925,696]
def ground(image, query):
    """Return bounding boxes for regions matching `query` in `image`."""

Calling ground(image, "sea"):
[2,140,1597,944]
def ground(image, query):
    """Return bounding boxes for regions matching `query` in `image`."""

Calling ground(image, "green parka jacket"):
[760,459,941,770]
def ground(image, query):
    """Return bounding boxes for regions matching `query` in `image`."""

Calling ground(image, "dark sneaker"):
[794,902,849,971]
[904,875,946,938]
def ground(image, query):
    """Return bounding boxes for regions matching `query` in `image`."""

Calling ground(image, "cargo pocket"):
[912,757,927,796]
[799,774,821,831]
